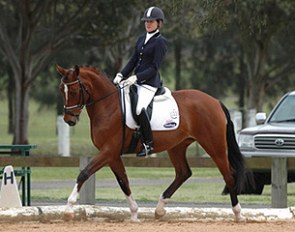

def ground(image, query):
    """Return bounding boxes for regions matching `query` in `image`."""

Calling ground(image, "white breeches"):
[135,84,157,115]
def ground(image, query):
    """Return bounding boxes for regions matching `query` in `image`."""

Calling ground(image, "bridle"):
[61,75,91,117]
[61,74,121,117]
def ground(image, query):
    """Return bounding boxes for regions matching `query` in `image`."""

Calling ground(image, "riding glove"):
[122,75,137,87]
[113,73,123,84]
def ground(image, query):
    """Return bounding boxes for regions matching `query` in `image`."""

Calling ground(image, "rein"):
[62,75,123,116]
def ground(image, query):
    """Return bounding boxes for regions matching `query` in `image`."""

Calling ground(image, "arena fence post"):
[79,156,96,205]
[271,157,287,208]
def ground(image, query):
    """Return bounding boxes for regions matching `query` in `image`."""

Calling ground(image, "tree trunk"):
[7,73,14,134]
[246,40,267,112]
[238,55,246,128]
[13,77,30,145]
[174,39,182,90]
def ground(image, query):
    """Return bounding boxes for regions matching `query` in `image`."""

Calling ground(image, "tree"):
[85,0,142,76]
[158,0,202,90]
[199,0,295,111]
[189,31,240,98]
[0,0,99,144]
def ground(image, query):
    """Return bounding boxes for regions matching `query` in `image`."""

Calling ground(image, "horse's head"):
[56,64,91,126]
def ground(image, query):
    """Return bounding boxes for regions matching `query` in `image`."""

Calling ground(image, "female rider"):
[113,6,167,157]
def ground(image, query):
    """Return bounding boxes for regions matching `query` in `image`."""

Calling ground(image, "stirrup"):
[137,143,154,157]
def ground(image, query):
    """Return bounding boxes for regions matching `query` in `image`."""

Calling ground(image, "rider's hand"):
[122,75,137,87]
[113,73,123,84]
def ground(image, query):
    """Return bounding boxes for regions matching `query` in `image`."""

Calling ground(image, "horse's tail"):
[220,102,255,194]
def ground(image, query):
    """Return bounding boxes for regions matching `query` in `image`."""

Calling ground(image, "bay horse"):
[56,64,253,222]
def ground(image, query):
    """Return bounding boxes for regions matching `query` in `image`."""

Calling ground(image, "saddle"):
[129,85,166,124]
[120,84,179,131]
[120,84,179,153]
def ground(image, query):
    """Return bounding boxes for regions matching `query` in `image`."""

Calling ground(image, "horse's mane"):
[80,65,111,81]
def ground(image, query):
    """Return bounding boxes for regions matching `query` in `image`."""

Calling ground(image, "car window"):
[269,95,295,122]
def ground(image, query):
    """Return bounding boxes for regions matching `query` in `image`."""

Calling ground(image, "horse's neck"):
[86,91,121,148]
[86,74,119,120]
[87,93,119,115]
[83,69,115,102]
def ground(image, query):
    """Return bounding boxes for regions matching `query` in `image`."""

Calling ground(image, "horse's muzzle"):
[66,120,76,126]
[64,115,79,127]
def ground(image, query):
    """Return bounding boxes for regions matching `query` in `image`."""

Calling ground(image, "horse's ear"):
[56,64,66,76]
[74,65,80,76]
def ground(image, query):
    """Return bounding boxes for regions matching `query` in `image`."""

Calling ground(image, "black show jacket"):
[121,32,167,88]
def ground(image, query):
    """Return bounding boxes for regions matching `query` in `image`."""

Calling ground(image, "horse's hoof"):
[235,215,246,223]
[130,213,140,223]
[63,211,75,221]
[130,217,141,223]
[63,206,75,221]
[155,208,166,219]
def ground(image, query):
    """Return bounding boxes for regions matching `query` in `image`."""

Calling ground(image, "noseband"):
[61,72,122,118]
[61,76,91,117]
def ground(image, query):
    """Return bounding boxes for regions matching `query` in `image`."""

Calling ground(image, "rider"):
[113,6,168,157]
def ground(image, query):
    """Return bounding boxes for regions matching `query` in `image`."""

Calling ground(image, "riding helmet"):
[141,6,164,22]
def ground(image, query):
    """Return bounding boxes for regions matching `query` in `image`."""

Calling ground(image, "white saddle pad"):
[120,85,180,131]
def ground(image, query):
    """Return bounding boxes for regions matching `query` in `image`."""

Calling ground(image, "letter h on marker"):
[4,171,14,185]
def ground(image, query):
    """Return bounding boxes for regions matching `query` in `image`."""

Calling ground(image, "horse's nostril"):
[67,120,76,126]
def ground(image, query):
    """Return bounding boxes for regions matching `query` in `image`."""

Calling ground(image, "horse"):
[56,64,253,222]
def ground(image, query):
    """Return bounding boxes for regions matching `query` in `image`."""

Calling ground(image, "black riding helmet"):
[141,6,164,22]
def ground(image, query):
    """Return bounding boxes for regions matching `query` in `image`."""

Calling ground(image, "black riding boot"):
[137,108,154,157]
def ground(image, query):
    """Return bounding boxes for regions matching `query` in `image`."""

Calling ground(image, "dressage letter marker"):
[0,165,22,208]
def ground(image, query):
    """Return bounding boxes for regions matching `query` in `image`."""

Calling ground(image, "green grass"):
[29,166,221,192]
[29,166,224,204]
[28,166,295,207]
[30,166,221,181]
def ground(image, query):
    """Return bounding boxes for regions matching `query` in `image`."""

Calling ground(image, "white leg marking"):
[155,195,169,219]
[126,195,139,222]
[232,203,245,222]
[64,183,79,221]
[67,183,79,206]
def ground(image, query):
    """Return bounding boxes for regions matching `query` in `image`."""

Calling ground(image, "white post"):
[56,115,70,156]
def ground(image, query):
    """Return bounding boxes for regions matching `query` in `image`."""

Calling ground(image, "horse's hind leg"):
[109,157,139,222]
[155,143,192,219]
[210,155,244,222]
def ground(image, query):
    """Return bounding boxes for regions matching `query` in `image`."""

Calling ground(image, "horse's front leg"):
[109,158,139,223]
[64,154,108,220]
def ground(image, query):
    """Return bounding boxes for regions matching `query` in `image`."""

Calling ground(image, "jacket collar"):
[144,30,160,44]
